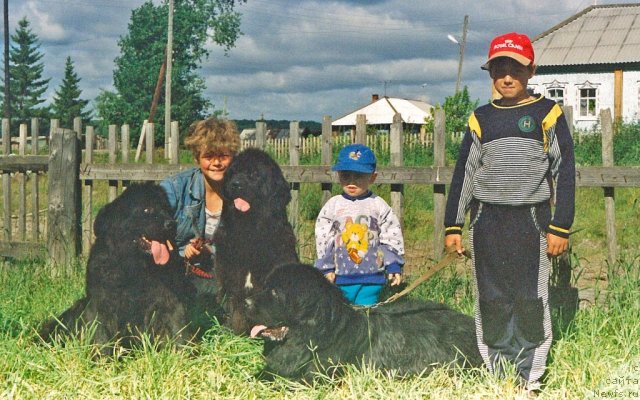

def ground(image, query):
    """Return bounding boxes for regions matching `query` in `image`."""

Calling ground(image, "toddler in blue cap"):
[314,144,405,306]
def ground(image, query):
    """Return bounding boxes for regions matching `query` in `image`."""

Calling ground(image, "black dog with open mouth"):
[247,263,483,380]
[214,148,299,334]
[38,182,196,354]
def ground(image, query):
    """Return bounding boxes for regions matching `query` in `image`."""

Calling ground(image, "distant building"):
[332,94,433,131]
[528,3,640,129]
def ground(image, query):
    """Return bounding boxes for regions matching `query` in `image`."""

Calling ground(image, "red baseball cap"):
[481,32,534,70]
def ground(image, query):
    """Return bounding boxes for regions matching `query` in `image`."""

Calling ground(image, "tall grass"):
[1,255,638,398]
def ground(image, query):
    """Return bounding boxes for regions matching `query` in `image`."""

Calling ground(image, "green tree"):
[424,86,479,161]
[96,0,245,144]
[0,17,50,124]
[50,57,91,127]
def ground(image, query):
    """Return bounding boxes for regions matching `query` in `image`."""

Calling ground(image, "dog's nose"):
[164,219,176,230]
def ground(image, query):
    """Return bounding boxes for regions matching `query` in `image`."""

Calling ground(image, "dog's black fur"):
[38,182,195,354]
[247,263,483,380]
[214,148,299,334]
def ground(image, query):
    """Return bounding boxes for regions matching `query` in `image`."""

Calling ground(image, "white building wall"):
[529,70,640,130]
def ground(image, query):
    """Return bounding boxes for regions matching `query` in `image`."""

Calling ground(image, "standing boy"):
[315,144,405,306]
[444,32,575,391]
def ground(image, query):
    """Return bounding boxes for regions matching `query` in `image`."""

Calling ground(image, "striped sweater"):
[444,95,575,238]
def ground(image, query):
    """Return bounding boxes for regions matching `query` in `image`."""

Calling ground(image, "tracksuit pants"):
[469,202,553,384]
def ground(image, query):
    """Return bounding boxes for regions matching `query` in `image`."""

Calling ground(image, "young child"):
[444,32,575,392]
[315,143,405,306]
[160,117,240,286]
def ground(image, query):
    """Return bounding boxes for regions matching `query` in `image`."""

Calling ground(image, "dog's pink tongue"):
[150,240,170,265]
[234,198,251,212]
[250,325,267,338]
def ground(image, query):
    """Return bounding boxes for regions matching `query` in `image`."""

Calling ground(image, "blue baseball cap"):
[332,144,376,174]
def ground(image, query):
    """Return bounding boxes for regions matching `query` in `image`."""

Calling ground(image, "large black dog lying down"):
[247,263,483,380]
[38,182,196,354]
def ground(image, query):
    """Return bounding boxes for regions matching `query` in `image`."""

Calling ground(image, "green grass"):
[1,252,638,399]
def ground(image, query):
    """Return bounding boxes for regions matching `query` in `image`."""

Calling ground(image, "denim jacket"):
[159,167,207,256]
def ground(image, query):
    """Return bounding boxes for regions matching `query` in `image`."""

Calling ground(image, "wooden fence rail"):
[0,110,638,271]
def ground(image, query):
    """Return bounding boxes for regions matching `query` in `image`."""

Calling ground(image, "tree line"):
[0,0,246,144]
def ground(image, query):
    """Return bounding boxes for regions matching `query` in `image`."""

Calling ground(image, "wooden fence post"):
[601,108,618,267]
[47,128,81,274]
[562,105,574,137]
[288,121,300,229]
[170,121,179,164]
[2,118,11,242]
[433,109,446,260]
[355,114,366,144]
[321,115,333,205]
[121,124,130,163]
[83,125,95,256]
[146,122,155,164]
[31,118,40,242]
[3,118,11,241]
[108,125,119,202]
[18,124,27,240]
[74,117,82,142]
[390,113,404,226]
[135,120,148,162]
[255,120,266,149]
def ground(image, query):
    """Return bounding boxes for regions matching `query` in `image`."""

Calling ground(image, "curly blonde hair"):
[184,117,241,160]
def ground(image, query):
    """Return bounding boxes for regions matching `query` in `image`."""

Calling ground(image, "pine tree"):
[51,57,91,127]
[0,17,50,124]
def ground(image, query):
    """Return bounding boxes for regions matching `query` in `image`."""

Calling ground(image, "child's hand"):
[324,272,336,283]
[184,238,211,260]
[547,233,569,256]
[388,273,402,286]
[184,242,201,260]
[444,234,465,256]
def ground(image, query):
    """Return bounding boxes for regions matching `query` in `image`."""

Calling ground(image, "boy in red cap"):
[444,32,575,392]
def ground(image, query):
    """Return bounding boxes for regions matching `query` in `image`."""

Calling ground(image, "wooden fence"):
[1,109,639,273]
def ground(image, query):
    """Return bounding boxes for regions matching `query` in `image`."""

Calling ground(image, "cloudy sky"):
[8,0,639,122]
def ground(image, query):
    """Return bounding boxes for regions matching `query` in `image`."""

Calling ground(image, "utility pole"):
[455,15,468,94]
[164,0,174,154]
[3,0,10,119]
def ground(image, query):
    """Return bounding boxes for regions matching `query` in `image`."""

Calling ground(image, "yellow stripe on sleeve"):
[541,104,563,152]
[549,224,570,234]
[468,112,481,140]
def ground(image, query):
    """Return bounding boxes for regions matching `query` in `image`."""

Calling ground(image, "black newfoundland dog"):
[214,148,299,334]
[247,263,483,380]
[38,182,195,354]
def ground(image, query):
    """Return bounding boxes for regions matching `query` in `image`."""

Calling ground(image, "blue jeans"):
[338,284,383,306]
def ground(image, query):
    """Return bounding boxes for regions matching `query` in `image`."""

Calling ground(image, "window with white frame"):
[579,88,597,117]
[547,88,565,106]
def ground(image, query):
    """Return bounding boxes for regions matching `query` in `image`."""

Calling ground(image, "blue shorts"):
[338,284,383,306]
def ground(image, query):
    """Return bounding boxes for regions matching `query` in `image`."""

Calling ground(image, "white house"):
[332,95,433,129]
[528,3,640,130]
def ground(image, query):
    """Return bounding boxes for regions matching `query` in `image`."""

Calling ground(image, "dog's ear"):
[93,202,116,238]
[269,165,292,209]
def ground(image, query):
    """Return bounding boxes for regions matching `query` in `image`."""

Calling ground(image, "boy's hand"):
[324,272,336,283]
[444,234,465,256]
[388,273,402,286]
[547,233,569,257]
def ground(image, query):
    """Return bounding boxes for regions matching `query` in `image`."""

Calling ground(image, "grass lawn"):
[0,248,638,399]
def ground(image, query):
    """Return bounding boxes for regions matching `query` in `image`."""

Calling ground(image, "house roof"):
[332,96,433,126]
[532,3,640,67]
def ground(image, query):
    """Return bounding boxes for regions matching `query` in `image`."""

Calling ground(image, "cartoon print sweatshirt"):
[315,191,405,285]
